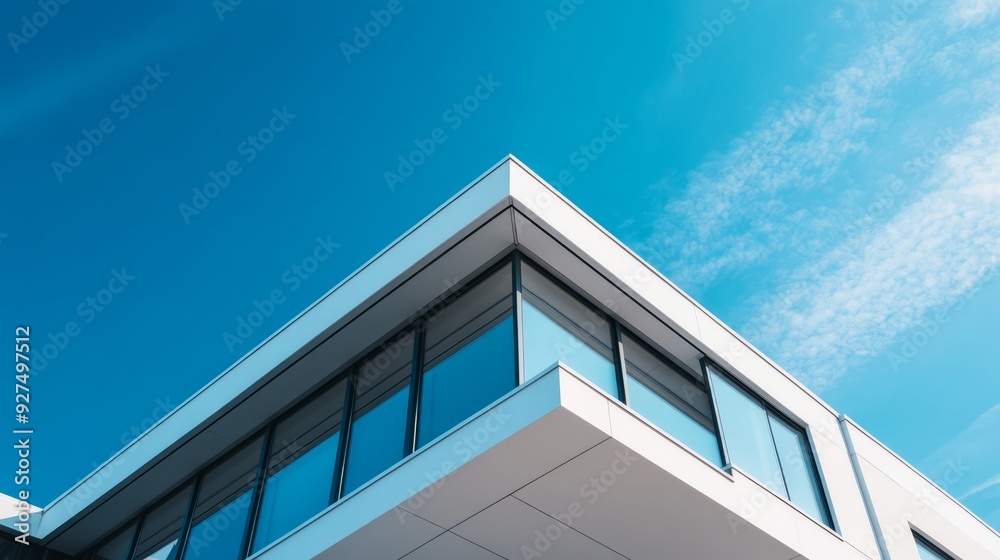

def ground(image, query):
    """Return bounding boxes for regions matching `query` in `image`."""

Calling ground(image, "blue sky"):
[1,0,997,531]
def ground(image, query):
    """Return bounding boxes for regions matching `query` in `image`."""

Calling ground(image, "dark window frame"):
[87,256,519,557]
[518,253,621,400]
[914,531,956,560]
[621,326,714,425]
[127,479,196,560]
[703,359,835,529]
[90,248,832,556]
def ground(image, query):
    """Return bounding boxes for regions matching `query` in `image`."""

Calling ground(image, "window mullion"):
[123,516,143,560]
[612,322,628,403]
[703,361,731,470]
[331,367,357,503]
[764,409,792,500]
[240,425,274,559]
[172,475,202,560]
[512,251,524,386]
[404,325,426,456]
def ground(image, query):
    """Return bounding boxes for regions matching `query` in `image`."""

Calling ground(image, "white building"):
[3,156,997,560]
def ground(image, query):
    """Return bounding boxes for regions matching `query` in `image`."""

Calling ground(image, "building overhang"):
[254,365,851,560]
[34,156,846,554]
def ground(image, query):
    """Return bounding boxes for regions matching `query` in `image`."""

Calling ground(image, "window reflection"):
[132,485,191,560]
[710,368,833,527]
[342,331,414,494]
[419,265,513,446]
[182,437,261,560]
[710,371,786,494]
[768,413,831,526]
[622,332,721,465]
[521,264,617,397]
[252,379,347,553]
[103,254,846,557]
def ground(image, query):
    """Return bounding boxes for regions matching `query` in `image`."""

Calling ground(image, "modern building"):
[3,156,998,559]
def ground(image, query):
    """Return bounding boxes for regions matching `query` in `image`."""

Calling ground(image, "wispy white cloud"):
[638,0,1000,533]
[947,0,1000,29]
[960,473,1000,501]
[641,0,1000,391]
[639,12,924,291]
[919,404,1000,527]
[743,110,1000,389]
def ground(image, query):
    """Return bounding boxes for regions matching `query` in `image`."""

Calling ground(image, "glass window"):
[252,379,348,553]
[133,484,192,560]
[622,333,721,465]
[419,265,514,446]
[709,367,833,528]
[183,437,262,560]
[768,413,831,526]
[92,522,136,560]
[915,534,953,560]
[710,371,786,495]
[521,263,618,397]
[342,330,414,494]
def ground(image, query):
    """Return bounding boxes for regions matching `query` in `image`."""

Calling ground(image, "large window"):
[132,485,191,560]
[709,367,832,527]
[183,437,262,560]
[767,412,831,526]
[92,253,840,558]
[521,263,618,397]
[622,332,721,465]
[252,380,347,553]
[915,533,954,560]
[342,330,414,494]
[418,265,514,446]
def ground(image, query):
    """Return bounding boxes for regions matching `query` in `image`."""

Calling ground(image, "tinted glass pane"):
[916,536,951,560]
[521,264,617,396]
[342,331,414,494]
[183,437,262,560]
[252,380,347,552]
[418,266,514,446]
[133,485,192,560]
[768,413,832,526]
[710,371,786,496]
[623,333,720,465]
[93,522,136,560]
